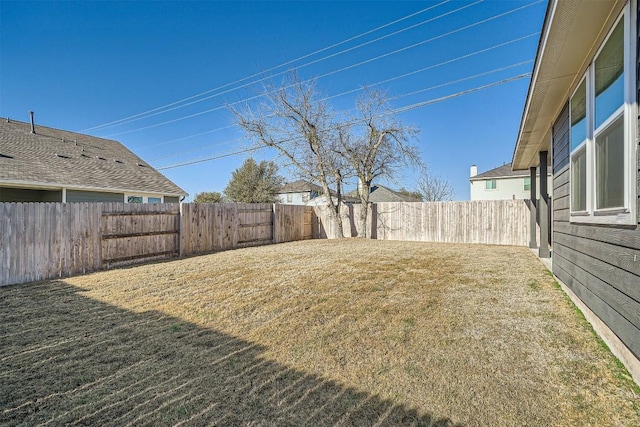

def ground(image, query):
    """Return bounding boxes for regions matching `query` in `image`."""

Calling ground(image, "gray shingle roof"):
[279,179,337,196]
[470,162,551,181]
[346,184,422,203]
[369,185,422,202]
[0,119,186,196]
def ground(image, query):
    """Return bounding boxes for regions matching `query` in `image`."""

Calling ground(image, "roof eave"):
[0,179,187,197]
[512,0,625,171]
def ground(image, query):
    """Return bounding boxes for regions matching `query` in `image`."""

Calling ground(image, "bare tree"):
[231,74,347,238]
[417,168,454,201]
[339,88,420,237]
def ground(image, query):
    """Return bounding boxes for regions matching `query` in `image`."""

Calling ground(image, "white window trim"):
[569,3,637,225]
[125,194,165,204]
[485,179,497,191]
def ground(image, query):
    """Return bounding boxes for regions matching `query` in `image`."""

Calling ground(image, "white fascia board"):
[0,179,185,197]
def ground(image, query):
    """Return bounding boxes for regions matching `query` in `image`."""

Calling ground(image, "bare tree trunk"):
[320,180,344,239]
[356,178,372,238]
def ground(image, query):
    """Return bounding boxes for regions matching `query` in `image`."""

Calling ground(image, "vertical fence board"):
[314,200,532,246]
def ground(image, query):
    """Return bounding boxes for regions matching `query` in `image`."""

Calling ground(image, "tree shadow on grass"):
[1,281,459,426]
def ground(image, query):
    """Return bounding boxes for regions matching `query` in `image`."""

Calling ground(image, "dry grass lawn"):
[2,239,639,426]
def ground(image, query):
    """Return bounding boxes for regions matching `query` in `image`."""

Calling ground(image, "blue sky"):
[0,0,547,200]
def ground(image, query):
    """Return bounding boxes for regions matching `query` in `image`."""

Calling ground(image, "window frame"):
[523,176,531,192]
[485,179,497,191]
[568,4,637,225]
[125,194,164,204]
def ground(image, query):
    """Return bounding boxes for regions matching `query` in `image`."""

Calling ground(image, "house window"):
[302,193,310,202]
[523,177,531,191]
[569,6,636,224]
[148,197,162,204]
[485,180,497,190]
[127,196,143,203]
[286,193,292,203]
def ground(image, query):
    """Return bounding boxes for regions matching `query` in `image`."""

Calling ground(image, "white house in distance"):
[277,180,330,205]
[469,163,551,201]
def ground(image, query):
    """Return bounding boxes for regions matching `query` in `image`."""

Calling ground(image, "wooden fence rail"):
[1,202,314,286]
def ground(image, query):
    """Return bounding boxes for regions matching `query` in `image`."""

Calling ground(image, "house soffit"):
[513,0,625,170]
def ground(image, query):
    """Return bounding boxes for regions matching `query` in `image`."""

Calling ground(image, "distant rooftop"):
[279,179,337,196]
[0,118,186,196]
[470,162,551,181]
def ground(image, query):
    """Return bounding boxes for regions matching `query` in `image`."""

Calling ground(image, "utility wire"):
[79,1,451,133]
[105,1,540,138]
[89,1,464,133]
[392,60,532,100]
[393,73,530,114]
[147,136,244,162]
[157,72,531,171]
[143,32,538,150]
[150,59,532,164]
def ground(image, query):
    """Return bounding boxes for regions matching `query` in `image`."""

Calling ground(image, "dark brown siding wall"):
[551,81,640,361]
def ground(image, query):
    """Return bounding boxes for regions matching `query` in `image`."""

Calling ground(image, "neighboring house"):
[469,163,552,201]
[513,0,639,382]
[356,184,422,203]
[278,180,332,205]
[0,118,186,203]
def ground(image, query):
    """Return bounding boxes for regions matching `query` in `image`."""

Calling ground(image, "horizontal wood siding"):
[66,190,124,203]
[0,187,62,202]
[552,119,640,359]
[552,102,570,174]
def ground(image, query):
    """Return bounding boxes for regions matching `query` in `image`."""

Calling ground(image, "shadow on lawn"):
[1,281,459,426]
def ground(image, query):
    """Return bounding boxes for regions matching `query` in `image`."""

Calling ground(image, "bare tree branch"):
[338,87,421,237]
[230,73,348,238]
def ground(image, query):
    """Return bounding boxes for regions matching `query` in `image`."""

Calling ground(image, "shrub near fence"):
[0,202,314,286]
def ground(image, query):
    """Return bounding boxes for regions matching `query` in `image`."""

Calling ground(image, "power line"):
[105,1,541,138]
[140,31,539,150]
[158,146,262,170]
[150,58,533,164]
[394,73,530,114]
[157,72,531,171]
[392,60,533,100]
[79,1,451,133]
[147,136,244,162]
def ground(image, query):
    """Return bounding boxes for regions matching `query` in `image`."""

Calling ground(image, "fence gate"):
[236,203,274,247]
[100,203,180,268]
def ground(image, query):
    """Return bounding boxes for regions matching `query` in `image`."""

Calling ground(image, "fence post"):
[179,202,183,257]
[272,203,277,244]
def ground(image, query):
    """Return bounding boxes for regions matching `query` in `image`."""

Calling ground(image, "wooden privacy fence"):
[101,203,181,268]
[180,203,314,255]
[314,200,537,246]
[0,202,314,286]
